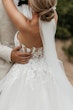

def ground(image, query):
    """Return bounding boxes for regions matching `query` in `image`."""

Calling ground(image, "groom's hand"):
[11,46,32,64]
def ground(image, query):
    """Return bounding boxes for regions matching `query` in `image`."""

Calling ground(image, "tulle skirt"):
[0,56,73,110]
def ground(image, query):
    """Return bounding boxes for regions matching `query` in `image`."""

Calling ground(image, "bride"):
[0,0,73,110]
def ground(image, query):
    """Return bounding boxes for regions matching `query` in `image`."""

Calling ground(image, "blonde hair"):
[29,0,57,21]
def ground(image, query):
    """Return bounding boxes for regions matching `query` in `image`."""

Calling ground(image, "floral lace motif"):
[0,45,57,92]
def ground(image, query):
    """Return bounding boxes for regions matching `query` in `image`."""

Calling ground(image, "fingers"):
[19,56,32,61]
[13,46,32,56]
[18,52,32,57]
[21,55,32,59]
[16,52,32,59]
[11,46,32,64]
[13,45,22,51]
[16,59,29,64]
[14,54,32,64]
[21,55,32,60]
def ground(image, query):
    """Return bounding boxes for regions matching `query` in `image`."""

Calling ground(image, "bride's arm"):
[2,0,31,31]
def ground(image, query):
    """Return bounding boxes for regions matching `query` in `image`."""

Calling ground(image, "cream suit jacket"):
[0,0,22,80]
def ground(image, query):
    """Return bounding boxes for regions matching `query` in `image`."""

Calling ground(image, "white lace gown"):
[0,5,73,110]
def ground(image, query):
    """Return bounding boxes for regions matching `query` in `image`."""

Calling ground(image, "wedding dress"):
[0,4,73,110]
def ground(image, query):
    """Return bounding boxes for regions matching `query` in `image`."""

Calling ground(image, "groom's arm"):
[0,0,23,63]
[0,43,32,64]
[0,43,12,63]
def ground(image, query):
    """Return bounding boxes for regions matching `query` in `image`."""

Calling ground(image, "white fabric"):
[39,19,73,101]
[0,42,12,62]
[0,4,73,110]
[0,43,12,80]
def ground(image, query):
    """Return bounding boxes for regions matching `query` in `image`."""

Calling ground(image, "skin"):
[11,45,32,64]
[2,0,58,63]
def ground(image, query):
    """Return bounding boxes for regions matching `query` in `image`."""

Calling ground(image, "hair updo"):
[29,0,57,22]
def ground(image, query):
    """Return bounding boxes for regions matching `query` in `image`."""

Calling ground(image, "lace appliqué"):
[0,46,57,92]
[24,61,56,90]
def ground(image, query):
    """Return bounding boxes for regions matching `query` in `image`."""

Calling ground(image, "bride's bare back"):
[18,14,43,48]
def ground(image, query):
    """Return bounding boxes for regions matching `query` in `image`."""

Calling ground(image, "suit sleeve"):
[0,42,12,63]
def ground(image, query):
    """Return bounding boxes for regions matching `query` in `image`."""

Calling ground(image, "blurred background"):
[56,0,73,85]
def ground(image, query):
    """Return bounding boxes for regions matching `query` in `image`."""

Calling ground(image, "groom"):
[0,0,31,80]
